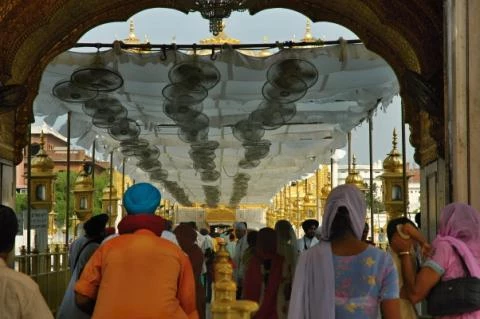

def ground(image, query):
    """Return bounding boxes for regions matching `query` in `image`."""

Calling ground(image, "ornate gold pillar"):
[379,130,411,221]
[101,177,119,227]
[72,163,94,235]
[320,173,331,215]
[29,132,57,250]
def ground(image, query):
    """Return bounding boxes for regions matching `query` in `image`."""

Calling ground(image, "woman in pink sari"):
[392,203,480,318]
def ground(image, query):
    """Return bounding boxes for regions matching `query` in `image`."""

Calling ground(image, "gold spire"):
[123,19,140,44]
[383,128,403,172]
[121,19,151,52]
[345,155,367,191]
[31,131,54,172]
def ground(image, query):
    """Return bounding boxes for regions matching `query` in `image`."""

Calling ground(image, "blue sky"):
[73,7,415,165]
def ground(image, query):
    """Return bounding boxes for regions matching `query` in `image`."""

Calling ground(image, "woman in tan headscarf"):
[174,223,205,319]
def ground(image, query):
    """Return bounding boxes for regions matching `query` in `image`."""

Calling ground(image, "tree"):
[54,171,78,227]
[15,192,28,213]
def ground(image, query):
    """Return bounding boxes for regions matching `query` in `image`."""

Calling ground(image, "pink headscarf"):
[433,203,480,277]
[438,203,480,250]
[288,184,366,319]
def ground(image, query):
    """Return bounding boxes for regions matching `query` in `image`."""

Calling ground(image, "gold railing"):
[15,245,70,314]
[211,242,258,319]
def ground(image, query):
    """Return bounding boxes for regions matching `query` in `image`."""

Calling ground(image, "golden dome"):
[383,129,403,172]
[123,19,141,45]
[301,19,317,43]
[199,21,240,45]
[31,131,54,172]
[73,163,94,192]
[121,19,150,52]
[320,173,332,198]
[197,21,272,57]
[345,155,367,190]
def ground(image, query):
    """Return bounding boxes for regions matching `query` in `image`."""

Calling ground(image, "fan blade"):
[109,118,140,141]
[52,81,97,103]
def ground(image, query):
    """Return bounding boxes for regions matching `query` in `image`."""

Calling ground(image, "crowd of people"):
[1,182,480,318]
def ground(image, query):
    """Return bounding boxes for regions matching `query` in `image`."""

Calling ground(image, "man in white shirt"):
[161,220,178,245]
[232,221,248,299]
[0,205,53,319]
[296,219,319,253]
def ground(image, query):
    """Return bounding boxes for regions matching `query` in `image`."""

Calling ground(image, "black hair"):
[165,220,173,231]
[329,206,354,240]
[199,228,209,236]
[83,213,108,238]
[386,217,416,243]
[0,205,18,253]
[246,230,258,248]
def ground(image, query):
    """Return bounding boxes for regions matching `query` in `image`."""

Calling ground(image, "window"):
[35,184,46,201]
[392,185,402,200]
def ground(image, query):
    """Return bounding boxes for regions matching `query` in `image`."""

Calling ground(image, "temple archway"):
[0,1,443,166]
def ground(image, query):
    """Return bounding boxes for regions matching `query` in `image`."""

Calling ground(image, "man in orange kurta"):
[74,183,198,319]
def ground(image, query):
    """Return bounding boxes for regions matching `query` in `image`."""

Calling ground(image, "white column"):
[331,159,339,188]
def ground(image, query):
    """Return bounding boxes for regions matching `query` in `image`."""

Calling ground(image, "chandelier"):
[193,0,247,36]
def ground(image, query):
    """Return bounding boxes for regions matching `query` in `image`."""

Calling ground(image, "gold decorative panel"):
[206,207,236,223]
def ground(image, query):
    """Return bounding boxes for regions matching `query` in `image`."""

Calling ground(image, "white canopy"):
[34,42,398,206]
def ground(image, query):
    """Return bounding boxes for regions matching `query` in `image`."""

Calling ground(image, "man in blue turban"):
[75,183,199,319]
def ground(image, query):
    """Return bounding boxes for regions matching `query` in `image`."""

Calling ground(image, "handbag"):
[427,245,480,316]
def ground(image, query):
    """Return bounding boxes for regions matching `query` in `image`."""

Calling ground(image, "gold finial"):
[263,36,268,43]
[392,128,398,150]
[172,35,176,44]
[292,34,296,42]
[383,128,402,172]
[40,130,45,149]
[345,154,366,191]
